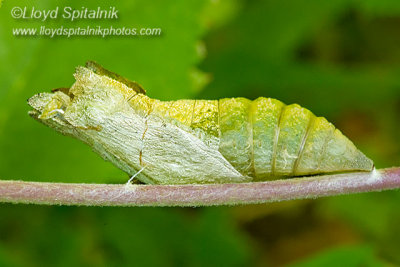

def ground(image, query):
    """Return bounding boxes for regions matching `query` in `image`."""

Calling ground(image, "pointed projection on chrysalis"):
[28,61,374,184]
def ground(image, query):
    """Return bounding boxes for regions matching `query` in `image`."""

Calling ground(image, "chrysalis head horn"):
[85,61,146,95]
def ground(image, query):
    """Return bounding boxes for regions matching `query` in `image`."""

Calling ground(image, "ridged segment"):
[274,104,313,176]
[295,117,335,175]
[218,98,254,177]
[251,97,285,180]
[292,115,315,175]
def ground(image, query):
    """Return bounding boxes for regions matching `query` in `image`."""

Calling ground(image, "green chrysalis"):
[28,61,373,184]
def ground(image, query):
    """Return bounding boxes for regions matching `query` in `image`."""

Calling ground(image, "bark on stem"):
[0,167,399,207]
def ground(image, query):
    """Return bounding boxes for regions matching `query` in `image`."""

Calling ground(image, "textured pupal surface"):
[28,63,374,184]
[28,66,247,185]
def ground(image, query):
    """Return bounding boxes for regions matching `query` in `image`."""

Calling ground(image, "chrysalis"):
[28,61,374,184]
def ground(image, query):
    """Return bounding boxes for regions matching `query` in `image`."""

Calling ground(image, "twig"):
[0,167,399,207]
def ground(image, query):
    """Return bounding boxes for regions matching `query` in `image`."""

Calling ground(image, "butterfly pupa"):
[27,61,374,184]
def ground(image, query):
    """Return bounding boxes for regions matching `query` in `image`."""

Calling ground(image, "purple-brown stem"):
[0,167,399,207]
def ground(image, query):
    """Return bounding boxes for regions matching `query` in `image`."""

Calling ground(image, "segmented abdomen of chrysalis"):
[131,96,373,181]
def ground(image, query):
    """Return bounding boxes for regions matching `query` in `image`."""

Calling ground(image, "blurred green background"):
[0,0,399,266]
